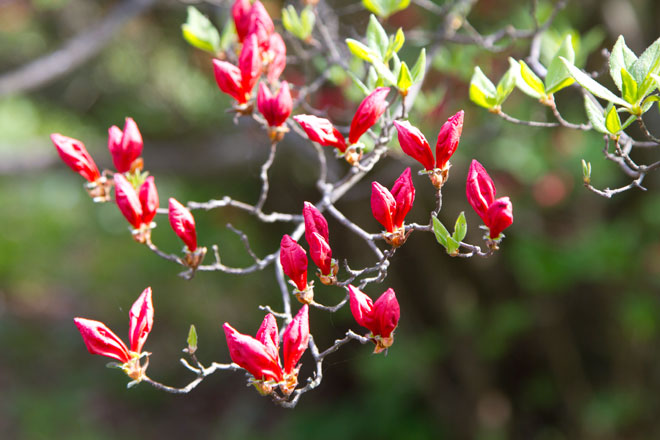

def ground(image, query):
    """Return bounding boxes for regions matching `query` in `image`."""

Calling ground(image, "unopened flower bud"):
[435,110,463,170]
[348,285,400,353]
[394,120,434,171]
[232,0,252,42]
[168,198,198,252]
[239,33,262,97]
[213,59,248,104]
[50,133,101,183]
[114,173,143,230]
[280,234,308,293]
[486,196,513,239]
[138,176,159,226]
[348,87,390,144]
[466,159,496,225]
[108,117,143,173]
[257,81,292,128]
[293,114,347,152]
[267,32,287,83]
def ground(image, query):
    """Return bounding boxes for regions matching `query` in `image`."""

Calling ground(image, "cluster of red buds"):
[371,168,415,247]
[294,87,390,165]
[348,285,400,354]
[223,305,309,396]
[466,160,514,247]
[395,110,464,188]
[74,287,154,383]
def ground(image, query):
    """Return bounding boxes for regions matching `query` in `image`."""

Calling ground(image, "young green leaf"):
[620,68,638,104]
[609,35,638,91]
[581,159,591,184]
[371,58,397,86]
[583,95,608,134]
[470,66,498,109]
[181,6,222,54]
[393,28,405,53]
[300,6,316,39]
[187,324,198,353]
[411,48,426,83]
[397,61,413,93]
[346,38,377,62]
[362,0,386,17]
[433,216,450,248]
[519,60,546,98]
[560,57,631,108]
[453,212,467,243]
[545,35,576,94]
[605,104,622,134]
[347,71,371,96]
[366,14,389,60]
[495,62,518,104]
[629,36,660,84]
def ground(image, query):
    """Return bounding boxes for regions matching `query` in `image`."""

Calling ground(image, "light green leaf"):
[187,324,198,352]
[346,38,377,62]
[300,6,316,39]
[583,95,608,134]
[181,6,221,54]
[393,28,405,53]
[411,48,426,83]
[433,216,449,248]
[397,61,413,93]
[629,36,660,84]
[218,18,236,52]
[347,71,371,96]
[495,63,517,105]
[609,35,638,91]
[519,60,546,98]
[508,58,541,99]
[453,212,467,243]
[371,57,397,86]
[560,57,631,108]
[581,159,591,184]
[621,114,637,130]
[545,35,576,94]
[446,236,460,256]
[642,93,660,113]
[620,68,638,104]
[366,66,379,90]
[605,104,621,134]
[391,52,401,80]
[367,14,389,59]
[470,66,498,109]
[362,0,386,17]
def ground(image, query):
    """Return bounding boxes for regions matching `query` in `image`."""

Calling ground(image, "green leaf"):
[545,35,576,94]
[346,38,377,62]
[362,0,386,17]
[300,6,316,39]
[187,324,198,352]
[347,70,371,96]
[629,37,660,84]
[581,159,591,184]
[620,68,638,104]
[181,6,221,54]
[366,14,389,60]
[393,28,405,53]
[446,236,460,256]
[560,57,631,108]
[282,5,301,39]
[453,212,467,243]
[391,52,402,80]
[495,63,517,105]
[508,58,540,99]
[397,61,413,93]
[218,18,236,52]
[583,95,608,134]
[609,35,638,91]
[411,48,426,83]
[642,94,660,113]
[432,216,449,248]
[621,114,636,130]
[605,104,622,134]
[469,66,498,109]
[519,60,546,98]
[371,57,397,86]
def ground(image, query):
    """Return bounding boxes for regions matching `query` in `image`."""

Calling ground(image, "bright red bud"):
[223,322,283,382]
[390,168,415,229]
[168,198,198,251]
[138,176,159,225]
[50,133,101,182]
[486,196,513,238]
[280,234,308,291]
[348,286,400,343]
[239,34,262,96]
[257,81,292,127]
[348,285,375,331]
[74,318,132,364]
[303,201,329,244]
[371,181,396,233]
[348,87,390,144]
[394,120,434,171]
[128,287,154,354]
[466,159,496,224]
[309,232,332,275]
[114,173,143,229]
[293,114,347,152]
[282,305,309,375]
[108,117,143,173]
[435,110,463,170]
[232,0,252,42]
[267,32,287,83]
[247,0,274,51]
[213,59,248,104]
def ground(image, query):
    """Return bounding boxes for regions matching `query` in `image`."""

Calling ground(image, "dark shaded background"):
[2,0,660,438]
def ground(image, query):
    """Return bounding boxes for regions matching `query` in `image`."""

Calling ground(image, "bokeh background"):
[2,0,660,438]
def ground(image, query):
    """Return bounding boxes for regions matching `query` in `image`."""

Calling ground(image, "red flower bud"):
[466,159,496,224]
[108,117,143,173]
[114,173,143,229]
[371,181,396,233]
[257,81,292,127]
[267,32,286,83]
[348,285,375,331]
[256,313,280,362]
[223,322,283,382]
[168,198,198,251]
[239,34,262,96]
[393,120,434,171]
[293,114,347,152]
[128,287,154,354]
[303,201,329,244]
[247,0,274,51]
[138,176,159,225]
[435,110,463,170]
[348,87,390,144]
[213,59,248,104]
[348,286,400,350]
[232,0,252,42]
[74,318,132,364]
[390,168,415,230]
[50,133,101,182]
[280,234,308,291]
[372,288,400,339]
[282,305,309,375]
[308,232,332,275]
[486,196,513,238]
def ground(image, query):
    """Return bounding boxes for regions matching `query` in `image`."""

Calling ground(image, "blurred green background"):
[2,0,660,439]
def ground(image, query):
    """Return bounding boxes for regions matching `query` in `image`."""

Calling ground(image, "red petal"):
[168,198,197,251]
[371,181,396,233]
[390,168,415,229]
[435,110,463,169]
[282,305,309,374]
[50,133,101,182]
[128,287,154,354]
[74,317,131,363]
[114,173,143,229]
[279,235,308,291]
[348,87,390,144]
[394,120,434,171]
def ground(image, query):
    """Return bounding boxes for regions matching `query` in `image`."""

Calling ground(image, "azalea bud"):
[435,110,463,170]
[390,168,415,230]
[257,81,292,128]
[308,232,332,276]
[371,288,400,340]
[348,285,399,353]
[279,234,308,292]
[114,173,143,229]
[267,32,287,83]
[256,313,280,361]
[348,87,390,144]
[371,181,396,233]
[168,198,197,252]
[50,133,101,183]
[466,159,496,224]
[348,285,375,331]
[138,176,159,226]
[232,0,252,42]
[293,114,347,152]
[239,34,262,97]
[223,322,283,383]
[213,59,248,104]
[108,117,143,173]
[393,120,434,171]
[74,317,132,364]
[247,0,274,51]
[282,305,309,375]
[128,287,154,354]
[303,202,329,244]
[486,196,513,239]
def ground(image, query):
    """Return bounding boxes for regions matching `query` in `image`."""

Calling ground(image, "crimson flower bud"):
[435,110,464,170]
[393,120,434,171]
[138,176,159,225]
[466,159,496,224]
[168,198,198,252]
[303,201,329,245]
[128,287,154,354]
[282,305,309,375]
[486,196,513,239]
[371,181,396,233]
[74,318,131,364]
[348,87,390,144]
[390,167,415,230]
[280,234,308,292]
[348,285,400,353]
[267,32,287,83]
[371,168,415,233]
[108,117,143,173]
[114,173,143,229]
[50,133,101,182]
[223,322,283,383]
[293,114,347,152]
[308,232,332,276]
[239,34,262,97]
[247,0,274,51]
[232,0,252,42]
[257,81,292,128]
[213,59,248,104]
[256,313,280,361]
